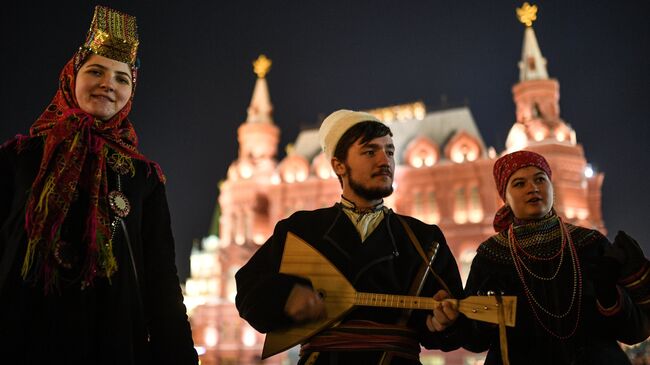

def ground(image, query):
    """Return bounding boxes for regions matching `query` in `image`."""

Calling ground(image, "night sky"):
[2,1,648,281]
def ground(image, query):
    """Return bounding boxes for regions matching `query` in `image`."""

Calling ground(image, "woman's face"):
[75,54,133,121]
[505,166,554,220]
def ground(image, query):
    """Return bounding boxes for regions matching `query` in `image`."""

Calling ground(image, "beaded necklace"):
[508,216,583,339]
[511,225,566,281]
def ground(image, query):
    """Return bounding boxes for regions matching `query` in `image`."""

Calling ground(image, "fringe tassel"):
[21,238,39,279]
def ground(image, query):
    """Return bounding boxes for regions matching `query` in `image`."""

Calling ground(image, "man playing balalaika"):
[235,109,466,364]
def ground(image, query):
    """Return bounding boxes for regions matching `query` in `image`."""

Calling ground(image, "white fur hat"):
[318,109,381,159]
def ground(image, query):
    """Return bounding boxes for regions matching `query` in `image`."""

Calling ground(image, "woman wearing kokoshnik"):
[462,150,650,365]
[0,6,197,364]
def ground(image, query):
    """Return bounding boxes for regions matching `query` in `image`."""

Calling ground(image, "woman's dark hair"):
[333,121,393,162]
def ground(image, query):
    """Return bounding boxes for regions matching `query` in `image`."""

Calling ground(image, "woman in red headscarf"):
[462,150,649,365]
[0,6,197,364]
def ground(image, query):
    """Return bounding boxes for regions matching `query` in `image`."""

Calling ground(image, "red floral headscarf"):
[492,150,552,232]
[21,50,163,292]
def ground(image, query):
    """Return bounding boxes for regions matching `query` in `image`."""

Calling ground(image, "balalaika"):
[261,232,517,359]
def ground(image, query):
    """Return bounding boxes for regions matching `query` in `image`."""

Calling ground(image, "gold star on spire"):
[253,54,272,78]
[516,2,538,27]
[285,143,295,156]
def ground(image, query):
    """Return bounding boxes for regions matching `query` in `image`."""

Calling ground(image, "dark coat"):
[463,222,648,365]
[0,137,197,365]
[235,205,466,365]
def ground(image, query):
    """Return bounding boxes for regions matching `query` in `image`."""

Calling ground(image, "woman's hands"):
[612,231,647,280]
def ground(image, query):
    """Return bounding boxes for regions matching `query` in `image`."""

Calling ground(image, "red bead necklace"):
[508,217,583,339]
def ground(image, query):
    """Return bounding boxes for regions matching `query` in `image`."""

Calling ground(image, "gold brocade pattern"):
[82,5,139,66]
[107,151,135,176]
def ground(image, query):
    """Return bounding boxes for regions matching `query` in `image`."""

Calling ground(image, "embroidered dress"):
[464,214,648,365]
[19,54,163,292]
[0,139,195,364]
[0,6,195,363]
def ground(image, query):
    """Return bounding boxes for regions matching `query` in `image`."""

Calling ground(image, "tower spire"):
[517,3,548,81]
[236,54,280,165]
[506,3,575,151]
[246,55,274,124]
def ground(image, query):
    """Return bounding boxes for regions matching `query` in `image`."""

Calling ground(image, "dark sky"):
[2,1,648,281]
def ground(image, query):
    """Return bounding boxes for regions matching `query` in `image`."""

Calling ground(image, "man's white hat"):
[318,109,381,159]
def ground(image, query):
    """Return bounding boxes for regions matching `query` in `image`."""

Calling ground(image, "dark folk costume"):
[0,6,196,364]
[464,215,648,364]
[235,204,465,365]
[463,150,648,365]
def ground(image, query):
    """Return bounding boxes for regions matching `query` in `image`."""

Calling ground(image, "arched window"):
[444,131,482,163]
[459,249,477,286]
[427,191,440,224]
[278,154,310,183]
[453,184,483,224]
[404,136,439,168]
[454,187,467,224]
[468,186,484,223]
[414,191,424,218]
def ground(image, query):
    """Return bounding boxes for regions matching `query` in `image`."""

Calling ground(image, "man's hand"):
[426,289,459,332]
[284,284,327,322]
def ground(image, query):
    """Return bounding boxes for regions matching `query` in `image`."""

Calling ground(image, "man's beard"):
[346,165,393,201]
